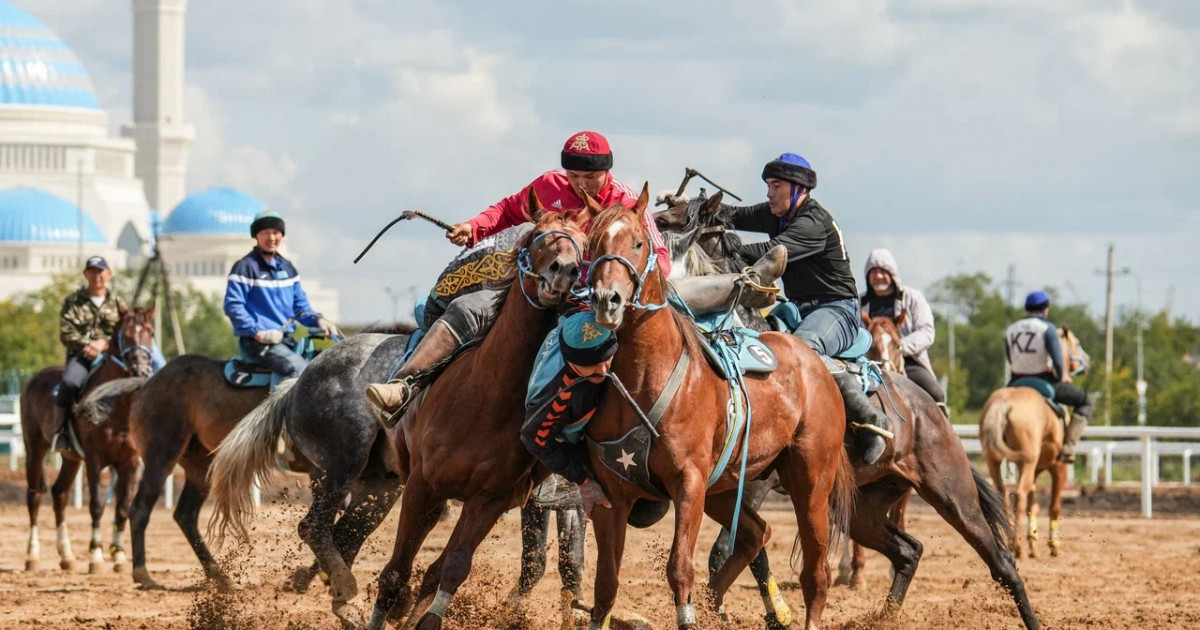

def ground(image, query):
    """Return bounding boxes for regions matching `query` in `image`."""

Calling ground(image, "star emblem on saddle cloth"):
[616,449,637,471]
[580,322,603,343]
[569,133,591,151]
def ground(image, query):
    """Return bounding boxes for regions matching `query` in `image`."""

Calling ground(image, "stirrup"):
[850,421,895,440]
[739,266,782,296]
[369,380,414,430]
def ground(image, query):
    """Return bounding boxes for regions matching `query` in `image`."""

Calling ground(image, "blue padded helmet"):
[1025,290,1050,311]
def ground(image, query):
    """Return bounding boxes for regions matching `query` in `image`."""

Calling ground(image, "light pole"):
[1095,244,1131,425]
[1136,277,1147,426]
[383,287,402,324]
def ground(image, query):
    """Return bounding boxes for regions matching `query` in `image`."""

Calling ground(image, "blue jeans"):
[793,297,860,357]
[238,336,309,378]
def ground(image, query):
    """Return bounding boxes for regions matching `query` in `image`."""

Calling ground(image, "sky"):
[26,0,1199,324]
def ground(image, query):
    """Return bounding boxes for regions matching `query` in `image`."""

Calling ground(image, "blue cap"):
[1025,291,1050,311]
[559,311,618,366]
[84,255,108,271]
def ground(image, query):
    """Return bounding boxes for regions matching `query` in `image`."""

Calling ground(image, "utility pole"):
[1136,277,1146,426]
[383,286,402,324]
[1004,264,1017,311]
[1095,244,1130,426]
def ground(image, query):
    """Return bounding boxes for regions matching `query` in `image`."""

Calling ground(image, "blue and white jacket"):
[223,248,319,338]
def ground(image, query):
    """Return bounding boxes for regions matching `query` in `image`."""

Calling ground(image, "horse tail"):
[972,466,1015,547]
[980,396,1022,463]
[790,448,857,575]
[207,377,298,547]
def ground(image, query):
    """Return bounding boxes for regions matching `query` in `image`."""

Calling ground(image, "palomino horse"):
[980,328,1086,560]
[125,327,329,590]
[587,185,853,630]
[21,305,157,574]
[207,328,415,621]
[362,199,590,630]
[654,192,1040,628]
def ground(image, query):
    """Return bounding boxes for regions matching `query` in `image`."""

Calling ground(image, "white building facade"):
[0,0,338,320]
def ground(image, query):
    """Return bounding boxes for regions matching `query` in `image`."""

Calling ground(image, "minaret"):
[122,0,194,216]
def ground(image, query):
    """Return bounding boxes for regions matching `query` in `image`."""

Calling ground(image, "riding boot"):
[830,369,893,465]
[52,404,71,451]
[365,320,461,427]
[671,245,787,314]
[1057,414,1088,463]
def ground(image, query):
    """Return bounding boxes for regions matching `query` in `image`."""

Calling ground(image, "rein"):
[588,251,668,311]
[109,328,153,374]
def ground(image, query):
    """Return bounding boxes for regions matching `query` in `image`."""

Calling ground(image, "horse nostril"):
[549,261,561,273]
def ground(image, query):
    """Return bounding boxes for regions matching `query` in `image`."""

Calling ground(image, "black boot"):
[52,405,71,452]
[831,369,892,465]
[1058,414,1088,463]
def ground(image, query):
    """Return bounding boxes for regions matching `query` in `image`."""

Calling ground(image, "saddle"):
[1010,376,1066,418]
[768,302,883,393]
[223,357,282,389]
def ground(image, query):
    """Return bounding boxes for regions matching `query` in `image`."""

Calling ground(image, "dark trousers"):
[1054,382,1093,418]
[238,336,308,378]
[518,502,586,595]
[56,354,92,408]
[904,362,946,403]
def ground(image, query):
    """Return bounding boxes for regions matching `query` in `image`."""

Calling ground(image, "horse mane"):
[360,321,419,335]
[74,376,148,424]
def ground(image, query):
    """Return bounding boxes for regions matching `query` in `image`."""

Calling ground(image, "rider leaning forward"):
[721,153,893,465]
[366,131,787,416]
[1005,291,1093,462]
[223,210,336,378]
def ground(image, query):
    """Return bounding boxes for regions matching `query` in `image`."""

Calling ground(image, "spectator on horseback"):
[366,130,787,418]
[860,248,946,404]
[54,255,123,450]
[521,310,616,514]
[1005,291,1093,462]
[721,153,892,465]
[223,210,335,379]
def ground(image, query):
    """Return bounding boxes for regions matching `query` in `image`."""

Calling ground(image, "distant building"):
[0,0,337,320]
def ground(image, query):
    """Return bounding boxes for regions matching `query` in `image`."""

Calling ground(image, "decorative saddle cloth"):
[1010,376,1066,418]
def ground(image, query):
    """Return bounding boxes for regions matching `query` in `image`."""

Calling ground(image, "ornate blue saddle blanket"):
[1010,376,1065,418]
[223,357,285,389]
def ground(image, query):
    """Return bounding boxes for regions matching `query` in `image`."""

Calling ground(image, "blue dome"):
[0,2,100,109]
[0,187,105,243]
[162,188,268,236]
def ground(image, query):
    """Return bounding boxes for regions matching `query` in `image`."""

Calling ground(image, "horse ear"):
[860,309,871,328]
[633,182,651,225]
[117,300,128,318]
[145,302,156,322]
[894,308,907,328]
[583,190,605,218]
[524,186,544,224]
[701,191,724,218]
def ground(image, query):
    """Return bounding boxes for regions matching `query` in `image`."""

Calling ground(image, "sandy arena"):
[1,484,1198,630]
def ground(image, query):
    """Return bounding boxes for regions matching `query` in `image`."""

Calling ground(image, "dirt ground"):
[1,484,1198,630]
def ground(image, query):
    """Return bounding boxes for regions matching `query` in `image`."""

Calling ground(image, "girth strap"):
[647,347,690,429]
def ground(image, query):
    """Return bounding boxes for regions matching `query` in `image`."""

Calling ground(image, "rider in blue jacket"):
[223,210,336,377]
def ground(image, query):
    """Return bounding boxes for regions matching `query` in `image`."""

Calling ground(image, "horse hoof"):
[333,601,366,630]
[88,562,102,575]
[211,574,235,592]
[114,561,129,574]
[765,611,791,630]
[329,566,359,604]
[609,611,653,630]
[60,559,75,572]
[133,566,163,590]
[24,559,40,572]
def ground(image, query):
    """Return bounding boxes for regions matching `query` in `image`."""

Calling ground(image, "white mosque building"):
[0,0,338,319]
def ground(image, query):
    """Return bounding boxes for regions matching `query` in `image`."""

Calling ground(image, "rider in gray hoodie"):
[859,248,946,404]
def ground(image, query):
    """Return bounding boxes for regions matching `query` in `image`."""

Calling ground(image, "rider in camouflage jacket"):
[59,287,123,357]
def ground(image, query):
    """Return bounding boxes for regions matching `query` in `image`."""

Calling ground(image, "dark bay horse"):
[362,202,590,630]
[655,192,1039,628]
[587,186,853,630]
[208,327,417,622]
[22,305,157,573]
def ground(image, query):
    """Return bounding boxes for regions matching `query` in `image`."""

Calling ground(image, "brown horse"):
[362,200,590,630]
[22,305,157,574]
[585,185,853,630]
[835,311,911,589]
[980,328,1085,560]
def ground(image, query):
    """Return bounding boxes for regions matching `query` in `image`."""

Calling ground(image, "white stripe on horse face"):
[880,332,892,363]
[606,218,627,241]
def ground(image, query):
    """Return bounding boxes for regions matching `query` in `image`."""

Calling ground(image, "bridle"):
[516,229,584,310]
[588,248,668,311]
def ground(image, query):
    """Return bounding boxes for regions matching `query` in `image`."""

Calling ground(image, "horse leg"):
[365,476,445,630]
[406,494,510,630]
[1018,464,1039,559]
[1048,463,1066,557]
[176,445,230,590]
[848,482,921,613]
[665,475,707,630]
[334,476,403,567]
[85,461,107,574]
[711,478,790,628]
[131,417,190,590]
[780,447,839,630]
[914,465,1039,629]
[702,490,775,625]
[50,456,82,572]
[24,438,48,572]
[111,458,141,573]
[587,496,633,630]
[298,469,358,603]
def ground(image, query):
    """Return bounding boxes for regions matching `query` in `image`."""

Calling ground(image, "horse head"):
[112,303,157,378]
[1058,326,1089,376]
[519,187,588,307]
[653,191,731,277]
[587,183,661,330]
[862,309,905,373]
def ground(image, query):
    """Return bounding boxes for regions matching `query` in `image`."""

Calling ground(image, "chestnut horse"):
[22,305,157,574]
[362,199,590,630]
[980,328,1086,560]
[654,192,1040,628]
[586,185,853,630]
